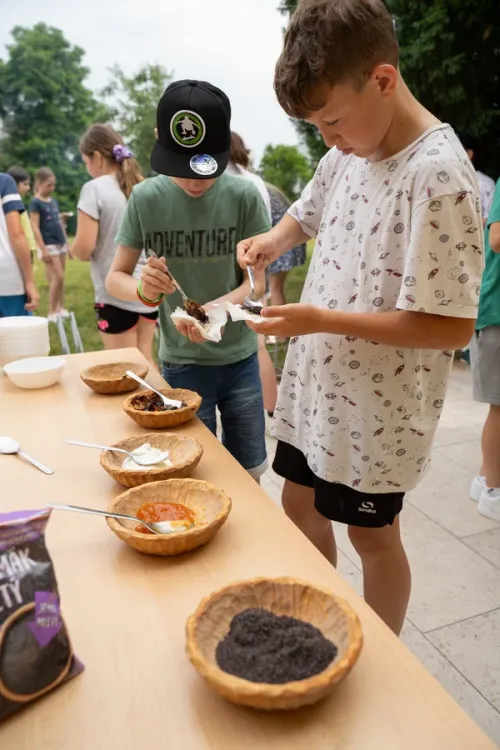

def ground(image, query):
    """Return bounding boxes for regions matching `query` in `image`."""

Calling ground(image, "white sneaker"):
[47,312,60,323]
[59,308,71,318]
[470,475,486,502]
[478,488,500,522]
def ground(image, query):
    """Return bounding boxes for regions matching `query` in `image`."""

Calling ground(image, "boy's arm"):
[237,156,328,270]
[253,306,474,350]
[106,244,148,301]
[250,186,483,350]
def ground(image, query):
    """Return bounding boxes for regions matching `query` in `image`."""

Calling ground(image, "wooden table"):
[0,349,496,750]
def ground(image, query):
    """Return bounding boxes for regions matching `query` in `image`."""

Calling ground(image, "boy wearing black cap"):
[107,80,270,479]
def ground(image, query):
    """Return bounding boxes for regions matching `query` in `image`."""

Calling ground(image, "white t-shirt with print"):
[273,124,483,494]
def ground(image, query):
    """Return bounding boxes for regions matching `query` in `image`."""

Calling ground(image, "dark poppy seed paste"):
[215,608,337,684]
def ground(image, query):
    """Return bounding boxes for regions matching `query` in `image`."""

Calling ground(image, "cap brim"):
[150,141,229,179]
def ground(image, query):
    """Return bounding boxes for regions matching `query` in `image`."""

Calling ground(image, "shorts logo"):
[359,501,376,514]
[190,154,218,176]
[170,111,205,148]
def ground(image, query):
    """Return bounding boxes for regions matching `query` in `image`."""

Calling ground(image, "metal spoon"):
[243,266,264,314]
[0,436,54,475]
[125,370,184,410]
[65,439,170,467]
[47,503,193,535]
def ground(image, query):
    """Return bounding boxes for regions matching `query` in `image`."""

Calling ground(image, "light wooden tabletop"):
[0,348,496,750]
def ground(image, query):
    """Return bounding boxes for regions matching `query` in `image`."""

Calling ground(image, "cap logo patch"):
[170,110,205,148]
[190,154,218,176]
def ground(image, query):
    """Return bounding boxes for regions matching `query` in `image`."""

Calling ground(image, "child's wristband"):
[137,280,164,307]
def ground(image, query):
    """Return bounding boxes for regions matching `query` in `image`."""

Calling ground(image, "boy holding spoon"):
[106,80,270,480]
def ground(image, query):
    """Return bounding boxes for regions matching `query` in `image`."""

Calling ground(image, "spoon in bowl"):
[47,503,193,535]
[65,439,170,467]
[0,436,54,475]
[125,370,184,410]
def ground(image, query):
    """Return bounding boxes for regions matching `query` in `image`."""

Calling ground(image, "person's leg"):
[269,271,287,307]
[218,353,267,480]
[481,405,500,488]
[161,361,218,436]
[136,316,159,369]
[470,327,500,504]
[348,517,410,635]
[282,480,337,565]
[273,440,337,565]
[257,335,278,414]
[49,255,64,314]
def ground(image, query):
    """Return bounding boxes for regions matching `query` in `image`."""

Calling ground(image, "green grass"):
[34,259,103,355]
[34,242,313,356]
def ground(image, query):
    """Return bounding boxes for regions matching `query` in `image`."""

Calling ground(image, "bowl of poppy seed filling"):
[186,577,363,710]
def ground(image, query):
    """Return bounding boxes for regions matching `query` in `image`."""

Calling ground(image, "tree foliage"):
[386,0,500,176]
[0,24,108,210]
[279,0,500,176]
[259,144,313,201]
[102,64,172,175]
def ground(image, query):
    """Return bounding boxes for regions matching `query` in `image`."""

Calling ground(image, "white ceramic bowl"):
[3,356,66,389]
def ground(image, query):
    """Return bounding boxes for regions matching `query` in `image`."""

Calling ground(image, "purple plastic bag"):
[0,509,83,721]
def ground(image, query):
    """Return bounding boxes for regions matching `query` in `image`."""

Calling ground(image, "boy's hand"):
[141,255,176,299]
[246,304,326,337]
[175,320,207,344]
[175,303,224,343]
[237,232,279,271]
[24,281,40,312]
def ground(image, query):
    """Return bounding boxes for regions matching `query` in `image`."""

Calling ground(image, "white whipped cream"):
[122,443,172,471]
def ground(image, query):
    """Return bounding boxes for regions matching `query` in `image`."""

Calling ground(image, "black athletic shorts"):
[273,440,404,528]
[94,303,158,335]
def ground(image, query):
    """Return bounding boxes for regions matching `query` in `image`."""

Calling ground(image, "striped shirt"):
[0,173,25,296]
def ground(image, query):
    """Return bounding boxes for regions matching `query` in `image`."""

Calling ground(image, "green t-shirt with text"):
[477,179,500,330]
[116,174,271,365]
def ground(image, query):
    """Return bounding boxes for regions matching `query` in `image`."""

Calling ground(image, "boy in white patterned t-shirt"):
[237,0,483,635]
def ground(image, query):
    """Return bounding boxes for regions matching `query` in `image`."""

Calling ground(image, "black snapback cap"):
[150,80,231,179]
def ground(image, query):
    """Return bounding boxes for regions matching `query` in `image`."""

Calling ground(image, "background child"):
[29,167,69,322]
[7,166,36,265]
[0,171,39,317]
[107,79,270,480]
[71,124,158,364]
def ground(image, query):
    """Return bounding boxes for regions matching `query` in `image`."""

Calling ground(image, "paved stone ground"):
[261,362,500,745]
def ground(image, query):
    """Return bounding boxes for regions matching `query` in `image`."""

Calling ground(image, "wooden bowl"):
[107,478,231,555]
[122,388,201,429]
[186,577,363,710]
[100,433,204,488]
[80,361,148,395]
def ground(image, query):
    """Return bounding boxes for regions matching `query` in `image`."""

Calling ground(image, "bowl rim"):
[80,361,148,384]
[185,576,364,697]
[123,388,202,416]
[107,478,232,539]
[99,432,204,475]
[3,356,66,374]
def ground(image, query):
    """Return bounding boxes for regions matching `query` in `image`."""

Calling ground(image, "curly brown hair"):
[274,0,399,118]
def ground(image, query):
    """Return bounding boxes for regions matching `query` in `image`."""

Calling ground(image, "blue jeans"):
[0,294,30,317]
[161,353,267,478]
